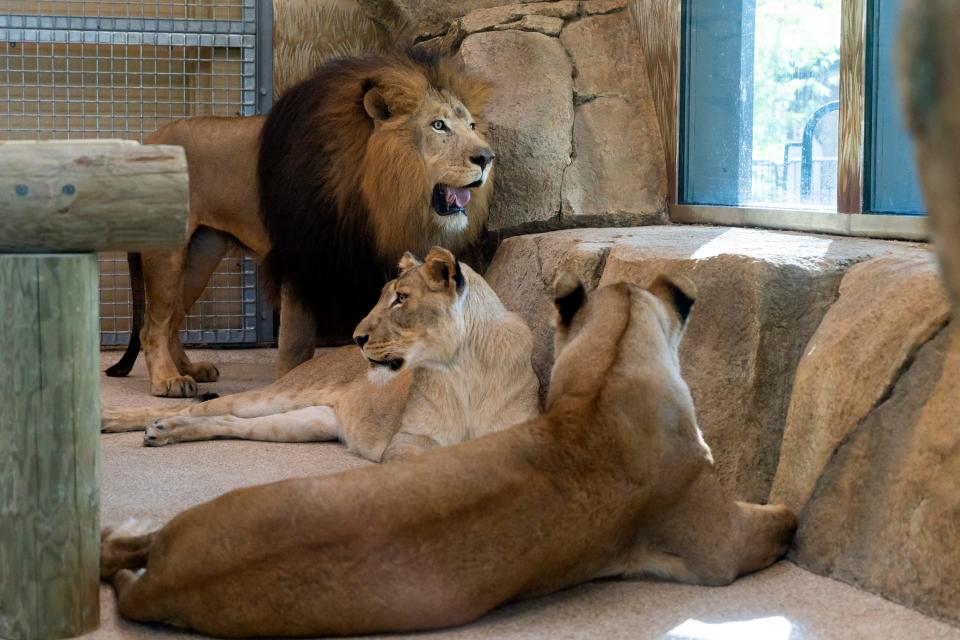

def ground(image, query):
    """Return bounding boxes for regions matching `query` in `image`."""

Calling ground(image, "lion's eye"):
[393,292,407,306]
[431,120,446,132]
[469,122,476,130]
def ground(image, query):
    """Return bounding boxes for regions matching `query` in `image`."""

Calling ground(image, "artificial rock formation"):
[486,225,928,503]
[448,1,667,233]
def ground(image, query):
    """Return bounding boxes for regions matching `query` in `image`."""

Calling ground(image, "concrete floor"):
[91,349,960,640]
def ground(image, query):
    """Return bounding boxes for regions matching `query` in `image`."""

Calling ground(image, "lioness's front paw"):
[143,419,184,447]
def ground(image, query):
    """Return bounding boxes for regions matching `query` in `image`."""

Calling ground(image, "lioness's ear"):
[398,251,422,274]
[553,271,585,327]
[648,274,696,323]
[363,86,391,122]
[423,247,465,293]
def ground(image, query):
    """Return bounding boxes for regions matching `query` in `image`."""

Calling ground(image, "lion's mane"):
[258,48,491,339]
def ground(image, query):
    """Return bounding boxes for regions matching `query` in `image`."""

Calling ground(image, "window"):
[865,0,926,214]
[680,0,926,216]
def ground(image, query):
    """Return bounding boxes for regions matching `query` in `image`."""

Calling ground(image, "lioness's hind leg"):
[732,502,797,576]
[144,405,340,446]
[101,402,194,433]
[101,518,158,580]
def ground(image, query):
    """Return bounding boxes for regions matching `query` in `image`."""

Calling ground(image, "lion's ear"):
[363,86,391,122]
[648,274,696,324]
[398,251,422,274]
[423,247,465,293]
[553,271,585,327]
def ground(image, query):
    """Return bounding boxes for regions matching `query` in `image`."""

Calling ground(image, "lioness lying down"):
[101,248,539,462]
[102,273,797,638]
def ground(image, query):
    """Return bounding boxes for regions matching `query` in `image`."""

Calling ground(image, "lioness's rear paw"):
[143,419,184,446]
[183,361,219,383]
[153,375,197,398]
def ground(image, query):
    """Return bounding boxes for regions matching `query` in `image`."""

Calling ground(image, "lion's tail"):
[105,252,145,378]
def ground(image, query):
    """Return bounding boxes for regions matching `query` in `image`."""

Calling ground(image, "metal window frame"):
[666,0,929,233]
[862,0,927,215]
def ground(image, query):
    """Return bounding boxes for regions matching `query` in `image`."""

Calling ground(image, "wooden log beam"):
[0,141,189,253]
[0,255,100,640]
[900,0,960,316]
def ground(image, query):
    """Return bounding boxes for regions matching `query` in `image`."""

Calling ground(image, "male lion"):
[101,248,538,462]
[106,50,494,397]
[101,274,797,637]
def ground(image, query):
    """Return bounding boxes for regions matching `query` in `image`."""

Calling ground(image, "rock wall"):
[420,1,668,234]
[486,225,960,625]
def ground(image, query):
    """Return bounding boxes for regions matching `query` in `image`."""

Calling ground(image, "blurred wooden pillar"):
[838,0,866,213]
[0,255,100,640]
[900,0,960,315]
[0,140,188,639]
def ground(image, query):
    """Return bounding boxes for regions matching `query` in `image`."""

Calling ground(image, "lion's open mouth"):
[366,356,405,371]
[432,183,473,216]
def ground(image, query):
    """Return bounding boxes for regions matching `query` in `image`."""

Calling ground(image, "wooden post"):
[0,141,188,640]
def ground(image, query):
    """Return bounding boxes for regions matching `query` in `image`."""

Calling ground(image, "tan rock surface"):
[460,30,574,230]
[494,14,565,36]
[791,324,960,624]
[459,1,578,35]
[486,226,931,502]
[559,13,667,223]
[769,255,951,513]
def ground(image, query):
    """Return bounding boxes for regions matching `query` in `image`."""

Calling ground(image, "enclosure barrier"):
[0,140,188,640]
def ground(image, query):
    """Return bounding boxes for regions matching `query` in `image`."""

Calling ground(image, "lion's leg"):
[101,402,194,433]
[143,405,340,446]
[101,519,158,580]
[170,227,232,383]
[626,470,796,586]
[277,283,318,378]
[381,431,441,462]
[729,501,797,577]
[102,382,313,432]
[140,249,198,397]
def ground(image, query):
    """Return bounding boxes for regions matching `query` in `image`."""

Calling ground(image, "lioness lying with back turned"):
[101,273,797,637]
[100,247,539,462]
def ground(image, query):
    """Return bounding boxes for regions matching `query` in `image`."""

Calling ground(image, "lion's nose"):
[354,334,369,348]
[470,149,495,170]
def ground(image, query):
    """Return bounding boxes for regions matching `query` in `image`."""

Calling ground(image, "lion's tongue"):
[444,185,471,209]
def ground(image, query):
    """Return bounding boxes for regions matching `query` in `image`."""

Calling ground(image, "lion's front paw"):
[182,361,219,383]
[143,418,185,447]
[153,375,198,398]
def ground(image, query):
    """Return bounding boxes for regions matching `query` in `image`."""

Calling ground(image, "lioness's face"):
[414,90,494,220]
[353,247,467,383]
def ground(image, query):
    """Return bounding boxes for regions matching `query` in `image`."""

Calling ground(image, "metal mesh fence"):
[0,0,272,347]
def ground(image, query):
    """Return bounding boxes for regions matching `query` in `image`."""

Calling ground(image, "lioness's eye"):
[431,120,446,132]
[469,122,476,130]
[393,292,407,306]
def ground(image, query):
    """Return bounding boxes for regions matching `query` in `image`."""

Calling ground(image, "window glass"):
[682,0,841,210]
[865,0,926,214]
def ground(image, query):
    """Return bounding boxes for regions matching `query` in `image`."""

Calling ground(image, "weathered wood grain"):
[838,0,866,213]
[0,254,100,640]
[0,141,189,253]
[900,0,960,315]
